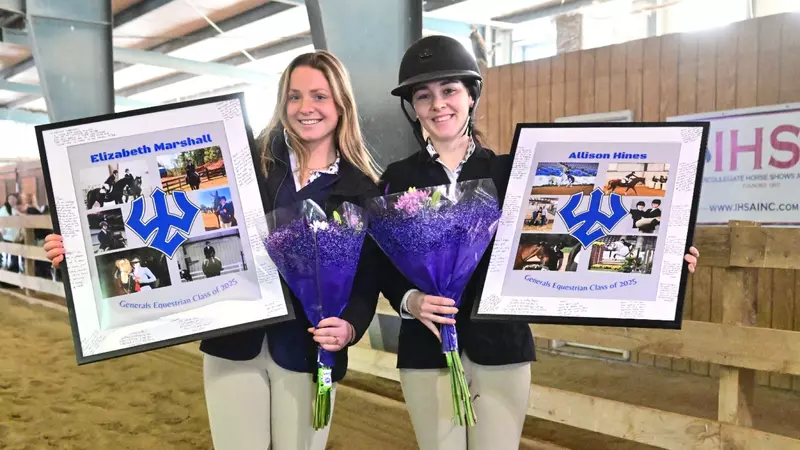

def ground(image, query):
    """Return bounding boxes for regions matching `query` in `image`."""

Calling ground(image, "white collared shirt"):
[284,129,340,190]
[425,137,476,185]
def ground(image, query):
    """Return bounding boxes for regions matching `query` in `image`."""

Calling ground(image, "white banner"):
[668,103,800,225]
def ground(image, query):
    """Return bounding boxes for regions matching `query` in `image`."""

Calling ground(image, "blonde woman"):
[113,258,138,295]
[44,50,383,450]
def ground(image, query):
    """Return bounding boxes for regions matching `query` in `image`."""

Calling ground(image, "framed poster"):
[35,93,294,364]
[472,122,709,329]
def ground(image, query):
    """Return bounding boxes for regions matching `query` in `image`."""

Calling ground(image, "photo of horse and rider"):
[87,208,128,254]
[587,235,657,275]
[522,196,558,232]
[80,161,148,211]
[512,233,582,272]
[530,162,598,196]
[175,228,247,283]
[602,163,670,196]
[95,247,172,299]
[189,187,237,231]
[157,147,228,194]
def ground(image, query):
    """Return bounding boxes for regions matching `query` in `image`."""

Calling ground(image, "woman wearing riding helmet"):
[378,35,700,450]
[377,34,534,450]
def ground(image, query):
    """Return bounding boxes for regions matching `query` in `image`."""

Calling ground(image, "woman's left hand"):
[685,246,700,273]
[308,317,354,352]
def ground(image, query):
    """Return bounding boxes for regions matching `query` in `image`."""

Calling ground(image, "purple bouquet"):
[365,178,502,427]
[263,199,368,430]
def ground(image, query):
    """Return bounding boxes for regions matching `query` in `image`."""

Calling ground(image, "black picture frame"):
[470,121,710,330]
[35,92,296,365]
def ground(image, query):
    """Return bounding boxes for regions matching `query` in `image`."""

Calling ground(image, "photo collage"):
[78,145,249,301]
[512,161,670,276]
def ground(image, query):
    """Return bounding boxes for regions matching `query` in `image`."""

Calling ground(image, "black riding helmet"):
[391,35,483,146]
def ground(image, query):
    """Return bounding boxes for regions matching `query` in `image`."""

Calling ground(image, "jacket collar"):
[263,125,374,201]
[415,137,489,164]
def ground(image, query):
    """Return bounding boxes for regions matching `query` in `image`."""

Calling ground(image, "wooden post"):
[718,220,758,426]
[23,228,36,298]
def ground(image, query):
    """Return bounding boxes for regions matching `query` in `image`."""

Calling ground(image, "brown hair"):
[412,78,487,149]
[258,50,381,182]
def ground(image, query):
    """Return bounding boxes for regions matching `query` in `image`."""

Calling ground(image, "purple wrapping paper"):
[366,179,502,353]
[263,200,368,367]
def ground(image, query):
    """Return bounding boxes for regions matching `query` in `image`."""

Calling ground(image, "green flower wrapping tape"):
[314,366,333,429]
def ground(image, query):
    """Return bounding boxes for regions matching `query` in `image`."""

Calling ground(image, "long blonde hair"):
[259,50,381,183]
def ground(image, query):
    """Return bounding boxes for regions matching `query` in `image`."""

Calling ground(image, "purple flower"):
[394,187,431,215]
[365,179,501,427]
[261,199,369,429]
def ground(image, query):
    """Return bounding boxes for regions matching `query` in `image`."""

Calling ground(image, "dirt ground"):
[202,212,220,231]
[604,185,665,197]
[522,219,554,232]
[531,185,594,196]
[2,292,800,450]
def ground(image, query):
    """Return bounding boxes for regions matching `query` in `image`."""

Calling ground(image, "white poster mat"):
[36,94,292,364]
[474,123,706,328]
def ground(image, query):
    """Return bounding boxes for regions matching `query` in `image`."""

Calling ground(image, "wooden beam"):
[346,345,800,450]
[0,241,50,262]
[694,226,730,267]
[0,214,52,229]
[529,320,800,375]
[718,222,758,427]
[0,269,64,297]
[375,298,800,375]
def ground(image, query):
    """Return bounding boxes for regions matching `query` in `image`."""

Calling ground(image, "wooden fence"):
[0,214,63,297]
[473,11,800,388]
[160,166,227,192]
[353,222,800,449]
[2,210,800,448]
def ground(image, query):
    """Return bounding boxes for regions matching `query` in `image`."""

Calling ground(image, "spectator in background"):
[0,193,21,273]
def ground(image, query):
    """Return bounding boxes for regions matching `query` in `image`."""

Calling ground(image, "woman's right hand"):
[43,234,65,268]
[406,291,458,342]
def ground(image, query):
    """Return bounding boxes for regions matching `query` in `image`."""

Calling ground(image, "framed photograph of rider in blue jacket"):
[35,92,295,365]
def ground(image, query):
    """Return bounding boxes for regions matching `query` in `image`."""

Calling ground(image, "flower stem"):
[445,350,477,427]
[313,366,333,430]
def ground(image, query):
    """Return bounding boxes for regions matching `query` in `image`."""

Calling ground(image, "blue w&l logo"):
[125,188,200,259]
[558,188,628,248]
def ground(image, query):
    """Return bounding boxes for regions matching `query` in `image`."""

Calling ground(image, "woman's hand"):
[406,291,458,342]
[308,317,355,352]
[685,246,700,273]
[43,234,65,268]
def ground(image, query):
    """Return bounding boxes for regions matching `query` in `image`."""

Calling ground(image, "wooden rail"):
[160,167,226,192]
[0,213,63,297]
[2,214,799,449]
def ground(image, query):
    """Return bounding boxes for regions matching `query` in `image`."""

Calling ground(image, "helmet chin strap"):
[401,97,428,148]
[400,80,483,151]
